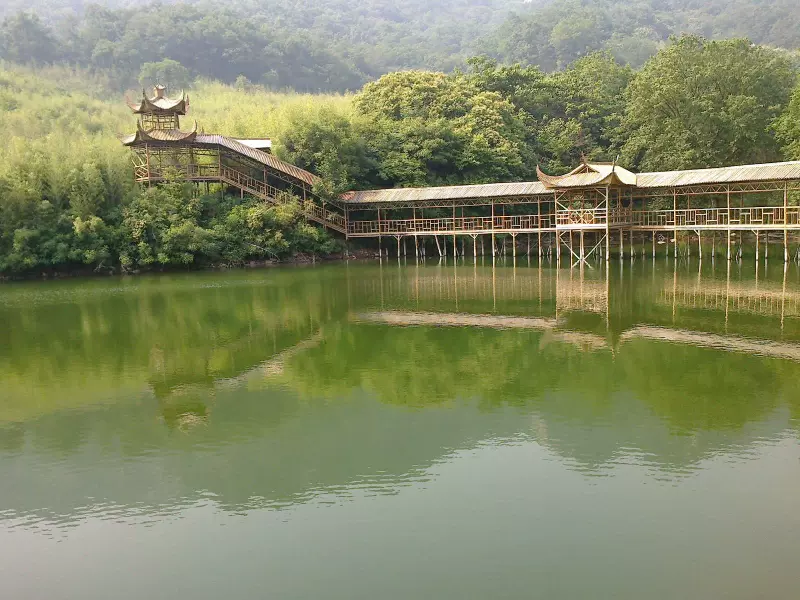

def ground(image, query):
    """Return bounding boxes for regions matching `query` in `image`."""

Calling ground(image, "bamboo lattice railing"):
[134,163,347,233]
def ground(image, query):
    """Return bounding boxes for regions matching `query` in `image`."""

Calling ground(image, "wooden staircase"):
[218,166,347,234]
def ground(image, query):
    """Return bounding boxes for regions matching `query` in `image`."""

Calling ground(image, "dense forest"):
[1,1,800,91]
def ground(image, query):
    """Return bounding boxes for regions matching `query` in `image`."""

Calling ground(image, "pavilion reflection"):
[352,257,800,351]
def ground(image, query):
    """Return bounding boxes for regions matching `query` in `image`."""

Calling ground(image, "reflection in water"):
[1,261,800,599]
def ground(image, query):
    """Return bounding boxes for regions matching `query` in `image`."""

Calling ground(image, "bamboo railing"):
[133,163,347,233]
[630,207,800,229]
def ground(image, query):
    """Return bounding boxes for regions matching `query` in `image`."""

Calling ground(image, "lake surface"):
[2,258,800,599]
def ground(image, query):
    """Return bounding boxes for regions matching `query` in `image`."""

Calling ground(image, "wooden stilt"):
[452,204,457,259]
[784,183,789,263]
[490,200,495,260]
[629,230,634,260]
[674,190,678,259]
[696,230,701,260]
[727,187,732,261]
[756,230,760,263]
[556,232,561,267]
[537,196,543,258]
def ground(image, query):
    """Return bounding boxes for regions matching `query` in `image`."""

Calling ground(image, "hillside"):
[491,0,800,69]
[2,0,799,91]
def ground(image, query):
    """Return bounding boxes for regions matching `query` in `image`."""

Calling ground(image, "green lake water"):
[1,258,799,599]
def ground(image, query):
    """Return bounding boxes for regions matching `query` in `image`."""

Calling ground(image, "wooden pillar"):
[619,228,624,260]
[414,235,419,263]
[491,201,496,259]
[727,188,732,261]
[674,190,678,259]
[556,232,561,267]
[452,204,457,259]
[755,230,760,263]
[652,231,656,259]
[605,187,610,261]
[569,230,574,266]
[784,183,789,263]
[697,230,702,260]
[377,209,382,258]
[537,196,543,258]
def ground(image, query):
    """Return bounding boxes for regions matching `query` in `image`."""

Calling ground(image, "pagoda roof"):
[122,121,198,144]
[127,85,188,114]
[536,160,637,189]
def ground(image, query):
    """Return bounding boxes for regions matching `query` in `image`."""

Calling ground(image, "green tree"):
[139,59,191,92]
[621,36,795,171]
[773,79,800,159]
[0,12,57,65]
[355,70,531,186]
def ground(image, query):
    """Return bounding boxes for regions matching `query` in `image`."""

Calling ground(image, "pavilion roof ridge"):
[126,86,188,114]
[536,161,637,188]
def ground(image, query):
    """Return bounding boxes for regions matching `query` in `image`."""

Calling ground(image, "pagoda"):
[125,85,197,143]
[117,86,348,232]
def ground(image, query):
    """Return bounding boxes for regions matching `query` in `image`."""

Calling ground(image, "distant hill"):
[1,0,798,90]
[490,0,800,69]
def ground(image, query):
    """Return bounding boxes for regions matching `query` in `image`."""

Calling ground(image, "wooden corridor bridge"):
[123,87,800,263]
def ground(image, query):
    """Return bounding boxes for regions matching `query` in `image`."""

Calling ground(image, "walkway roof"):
[340,181,549,205]
[636,160,800,188]
[340,160,800,205]
[122,131,318,187]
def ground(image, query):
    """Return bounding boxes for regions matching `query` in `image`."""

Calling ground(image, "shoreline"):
[0,248,381,282]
